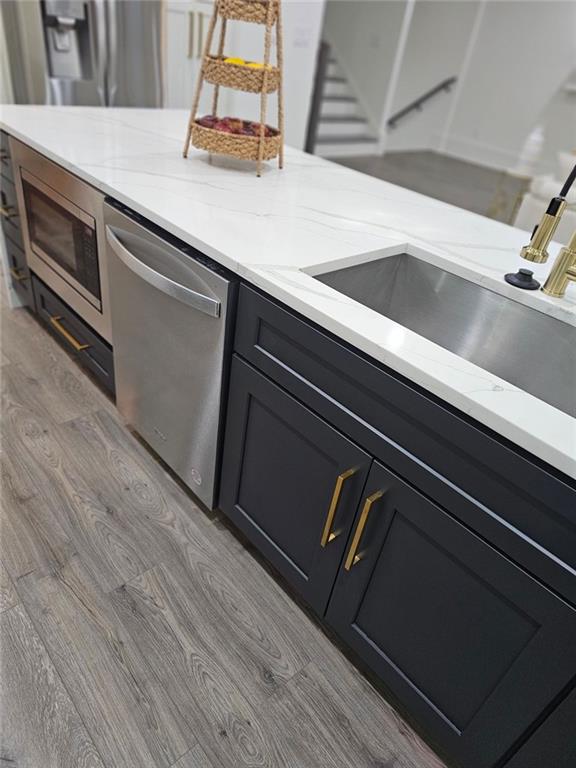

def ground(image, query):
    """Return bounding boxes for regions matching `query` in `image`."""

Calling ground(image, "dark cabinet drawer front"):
[0,131,13,182]
[5,236,33,308]
[32,275,115,395]
[234,285,576,604]
[220,355,372,614]
[327,460,576,768]
[1,176,19,213]
[1,178,22,246]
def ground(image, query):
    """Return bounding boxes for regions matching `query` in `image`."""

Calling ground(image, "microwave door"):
[21,170,102,310]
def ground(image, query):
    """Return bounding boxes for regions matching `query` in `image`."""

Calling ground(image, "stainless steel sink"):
[315,253,576,417]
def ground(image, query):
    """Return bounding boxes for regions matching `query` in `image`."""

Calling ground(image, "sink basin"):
[315,253,576,418]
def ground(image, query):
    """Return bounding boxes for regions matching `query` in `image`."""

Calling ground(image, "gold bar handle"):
[344,490,385,571]
[10,267,28,282]
[321,467,357,547]
[197,13,204,59]
[0,205,17,220]
[187,12,195,59]
[49,315,91,352]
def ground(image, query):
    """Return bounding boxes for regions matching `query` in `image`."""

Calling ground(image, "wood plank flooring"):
[0,288,447,768]
[337,150,526,223]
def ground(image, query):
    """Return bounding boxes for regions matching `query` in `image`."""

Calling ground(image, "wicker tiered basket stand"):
[183,0,284,177]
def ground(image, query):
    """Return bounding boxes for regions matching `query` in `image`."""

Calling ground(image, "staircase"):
[314,56,379,158]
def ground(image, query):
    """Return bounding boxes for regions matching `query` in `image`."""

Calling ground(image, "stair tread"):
[319,115,367,123]
[316,135,377,144]
[323,95,357,102]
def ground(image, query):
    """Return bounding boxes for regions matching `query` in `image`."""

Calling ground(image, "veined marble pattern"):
[1,106,574,477]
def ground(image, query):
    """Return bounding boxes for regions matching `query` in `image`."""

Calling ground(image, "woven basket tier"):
[183,0,284,175]
[218,0,277,24]
[191,121,281,161]
[204,55,280,93]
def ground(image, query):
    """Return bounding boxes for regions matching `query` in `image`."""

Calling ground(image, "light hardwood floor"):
[338,150,526,223]
[0,282,447,768]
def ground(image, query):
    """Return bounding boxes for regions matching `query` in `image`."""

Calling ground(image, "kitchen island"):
[2,106,575,768]
[2,106,575,477]
[1,106,574,475]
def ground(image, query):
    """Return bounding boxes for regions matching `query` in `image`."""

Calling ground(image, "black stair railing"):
[305,41,331,154]
[387,76,457,129]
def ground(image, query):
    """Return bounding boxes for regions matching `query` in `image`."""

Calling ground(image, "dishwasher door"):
[104,202,236,509]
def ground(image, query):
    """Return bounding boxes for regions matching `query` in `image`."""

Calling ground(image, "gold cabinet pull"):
[10,267,28,282]
[49,315,91,352]
[0,205,17,220]
[197,13,204,59]
[187,12,195,59]
[321,467,357,547]
[344,490,385,570]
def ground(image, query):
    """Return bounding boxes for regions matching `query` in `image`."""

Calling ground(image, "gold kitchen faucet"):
[519,161,576,297]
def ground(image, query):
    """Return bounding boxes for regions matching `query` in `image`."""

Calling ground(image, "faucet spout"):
[542,230,576,298]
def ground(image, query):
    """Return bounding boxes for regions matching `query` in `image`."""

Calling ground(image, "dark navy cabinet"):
[504,686,576,768]
[2,130,31,305]
[32,276,115,395]
[219,284,576,768]
[4,234,33,308]
[326,460,576,768]
[220,355,372,614]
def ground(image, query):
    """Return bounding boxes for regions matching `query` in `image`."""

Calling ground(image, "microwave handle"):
[105,226,221,318]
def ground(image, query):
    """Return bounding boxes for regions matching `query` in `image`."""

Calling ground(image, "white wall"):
[536,69,576,173]
[443,1,576,171]
[323,0,406,131]
[386,0,479,152]
[322,0,576,171]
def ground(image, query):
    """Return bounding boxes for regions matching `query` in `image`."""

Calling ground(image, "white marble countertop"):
[1,106,575,478]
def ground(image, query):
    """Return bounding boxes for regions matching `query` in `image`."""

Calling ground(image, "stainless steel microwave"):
[12,139,112,342]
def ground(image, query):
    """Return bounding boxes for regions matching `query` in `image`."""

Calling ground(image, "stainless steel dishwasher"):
[104,200,237,509]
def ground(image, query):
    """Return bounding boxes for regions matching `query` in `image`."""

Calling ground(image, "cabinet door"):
[219,356,372,614]
[327,460,576,768]
[164,1,232,113]
[164,3,199,109]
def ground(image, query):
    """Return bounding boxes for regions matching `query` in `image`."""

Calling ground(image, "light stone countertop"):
[1,106,574,478]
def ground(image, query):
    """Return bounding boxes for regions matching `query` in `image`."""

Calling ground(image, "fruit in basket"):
[196,114,218,128]
[213,119,234,133]
[197,115,278,139]
[226,117,244,133]
[224,57,245,65]
[240,121,258,136]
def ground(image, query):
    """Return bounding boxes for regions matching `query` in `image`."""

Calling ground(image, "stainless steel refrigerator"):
[2,0,163,107]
